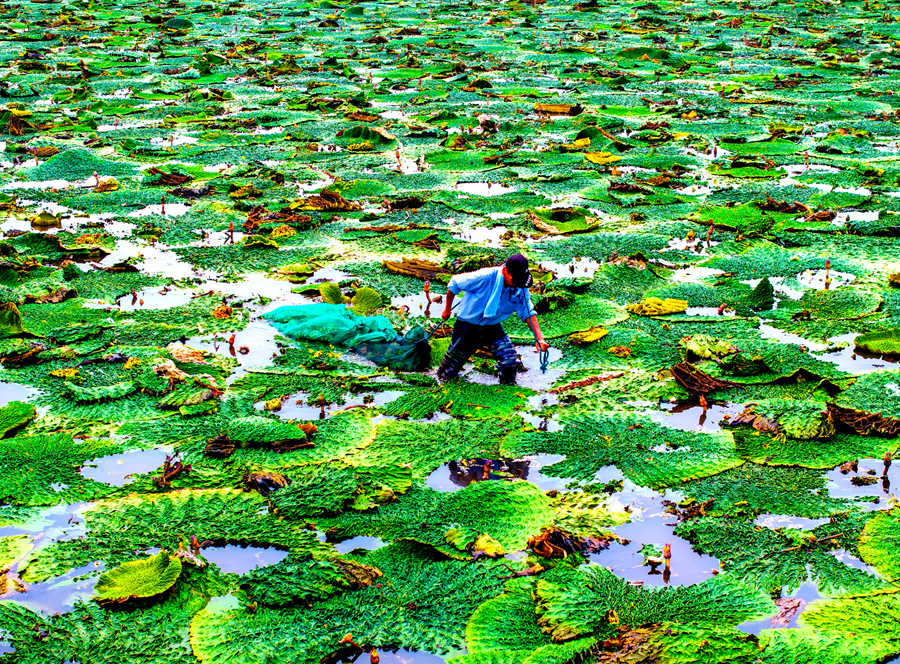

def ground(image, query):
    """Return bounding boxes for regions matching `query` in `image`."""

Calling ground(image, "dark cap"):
[505,254,533,288]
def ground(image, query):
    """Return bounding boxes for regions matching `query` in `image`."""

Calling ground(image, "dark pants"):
[437,320,519,384]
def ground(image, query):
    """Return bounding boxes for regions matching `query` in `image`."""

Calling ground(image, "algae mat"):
[1,0,900,661]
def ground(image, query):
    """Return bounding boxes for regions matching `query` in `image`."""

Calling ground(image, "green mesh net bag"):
[264,304,397,347]
[353,325,433,372]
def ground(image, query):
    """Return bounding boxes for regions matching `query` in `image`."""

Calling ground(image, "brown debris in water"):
[669,361,739,395]
[827,402,900,436]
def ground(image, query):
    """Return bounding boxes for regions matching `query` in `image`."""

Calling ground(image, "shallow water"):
[0,381,38,407]
[642,400,744,433]
[2,562,104,615]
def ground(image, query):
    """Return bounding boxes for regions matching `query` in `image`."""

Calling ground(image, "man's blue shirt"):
[447,266,537,326]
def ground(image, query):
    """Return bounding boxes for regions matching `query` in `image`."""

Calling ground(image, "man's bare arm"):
[442,290,455,320]
[527,315,549,352]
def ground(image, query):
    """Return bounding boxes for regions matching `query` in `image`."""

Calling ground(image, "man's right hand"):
[441,307,452,321]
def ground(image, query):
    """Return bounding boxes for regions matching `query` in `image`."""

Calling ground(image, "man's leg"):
[437,321,479,380]
[489,331,520,385]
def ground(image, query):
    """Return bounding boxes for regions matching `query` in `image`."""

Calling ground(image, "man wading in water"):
[437,254,549,385]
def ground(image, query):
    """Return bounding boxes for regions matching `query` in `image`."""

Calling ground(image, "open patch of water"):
[79,447,172,487]
[588,479,719,587]
[201,545,288,575]
[825,458,898,508]
[1,561,104,615]
[332,536,388,555]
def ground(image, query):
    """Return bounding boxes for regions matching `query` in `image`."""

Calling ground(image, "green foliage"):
[534,565,773,642]
[0,400,35,437]
[502,414,743,487]
[349,286,384,315]
[93,551,183,604]
[835,368,900,419]
[0,433,120,506]
[190,542,511,662]
[680,463,852,518]
[379,382,532,420]
[0,564,232,664]
[242,555,378,606]
[316,481,553,559]
[858,508,900,583]
[799,593,900,660]
[271,461,412,516]
[757,628,875,664]
[23,148,137,181]
[855,329,900,356]
[20,489,330,582]
[349,418,514,478]
[676,515,890,598]
[222,416,309,445]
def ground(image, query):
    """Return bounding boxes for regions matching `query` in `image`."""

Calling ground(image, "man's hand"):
[535,340,549,353]
[441,306,452,321]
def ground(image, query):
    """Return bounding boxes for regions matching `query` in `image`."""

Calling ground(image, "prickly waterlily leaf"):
[190,542,511,663]
[533,565,773,642]
[858,508,900,583]
[315,481,553,560]
[854,329,900,356]
[93,551,183,604]
[730,399,835,440]
[676,515,890,598]
[502,414,743,488]
[799,593,900,660]
[0,433,120,506]
[242,556,382,607]
[1,0,900,657]
[0,400,35,437]
[20,489,330,582]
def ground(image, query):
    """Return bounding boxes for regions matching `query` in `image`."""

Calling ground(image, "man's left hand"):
[535,340,549,353]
